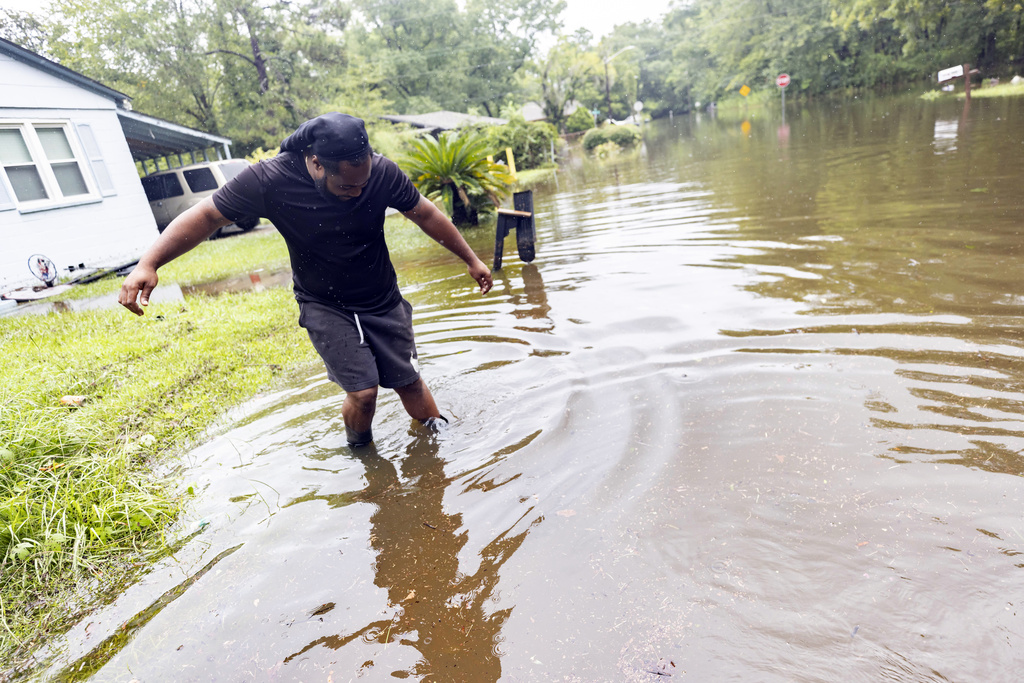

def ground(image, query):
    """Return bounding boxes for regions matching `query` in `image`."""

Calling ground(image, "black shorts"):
[298,299,420,392]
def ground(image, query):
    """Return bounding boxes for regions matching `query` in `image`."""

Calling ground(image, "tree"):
[350,0,465,113]
[41,0,224,133]
[350,0,563,116]
[459,0,565,116]
[205,0,354,151]
[534,33,602,132]
[16,0,363,155]
[836,0,1023,76]
[0,8,57,54]
[602,21,679,118]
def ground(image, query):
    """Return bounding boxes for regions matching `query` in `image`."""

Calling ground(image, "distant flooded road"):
[32,93,1024,682]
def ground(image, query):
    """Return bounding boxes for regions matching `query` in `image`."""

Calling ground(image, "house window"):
[0,122,100,212]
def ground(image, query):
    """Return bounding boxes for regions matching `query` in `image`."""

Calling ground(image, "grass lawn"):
[0,214,442,667]
[921,80,1024,101]
[514,167,558,187]
[958,81,1024,98]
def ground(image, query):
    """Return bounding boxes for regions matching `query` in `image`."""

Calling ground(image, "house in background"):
[520,100,582,123]
[0,38,232,291]
[380,111,508,136]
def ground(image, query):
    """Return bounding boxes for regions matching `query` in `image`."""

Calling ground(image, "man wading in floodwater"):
[118,113,492,447]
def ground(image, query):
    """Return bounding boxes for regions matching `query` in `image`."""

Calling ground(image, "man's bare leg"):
[343,386,378,446]
[394,378,444,426]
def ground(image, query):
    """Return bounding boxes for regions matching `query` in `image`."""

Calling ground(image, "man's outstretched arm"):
[402,195,493,294]
[118,198,233,316]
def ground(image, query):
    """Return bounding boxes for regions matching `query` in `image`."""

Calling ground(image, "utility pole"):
[603,46,637,123]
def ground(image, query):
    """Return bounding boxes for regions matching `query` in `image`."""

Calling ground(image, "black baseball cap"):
[280,112,371,162]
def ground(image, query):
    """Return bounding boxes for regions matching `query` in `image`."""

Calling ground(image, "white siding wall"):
[0,53,117,111]
[0,54,158,290]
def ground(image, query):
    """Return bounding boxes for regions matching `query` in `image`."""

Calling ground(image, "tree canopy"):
[1,0,1020,151]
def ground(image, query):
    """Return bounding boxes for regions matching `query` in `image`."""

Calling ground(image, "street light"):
[604,46,637,123]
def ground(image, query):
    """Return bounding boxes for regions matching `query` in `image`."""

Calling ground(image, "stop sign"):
[776,73,791,88]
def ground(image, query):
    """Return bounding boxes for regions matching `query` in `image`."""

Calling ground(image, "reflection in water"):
[6,283,186,317]
[506,264,552,332]
[182,269,293,297]
[284,438,534,680]
[933,119,958,153]
[5,266,292,319]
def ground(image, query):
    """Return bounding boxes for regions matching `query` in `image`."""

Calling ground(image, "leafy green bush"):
[245,147,279,164]
[606,125,642,147]
[399,130,515,225]
[366,120,421,161]
[565,107,595,134]
[582,125,642,151]
[485,115,559,171]
[582,127,608,150]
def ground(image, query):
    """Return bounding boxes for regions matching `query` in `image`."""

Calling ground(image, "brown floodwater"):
[26,92,1024,682]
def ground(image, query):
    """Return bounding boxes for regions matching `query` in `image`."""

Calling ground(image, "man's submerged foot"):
[346,425,373,448]
[420,414,449,434]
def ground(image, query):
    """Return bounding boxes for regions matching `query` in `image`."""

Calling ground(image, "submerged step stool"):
[494,190,536,270]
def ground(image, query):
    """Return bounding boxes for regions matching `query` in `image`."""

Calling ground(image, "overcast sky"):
[561,0,669,38]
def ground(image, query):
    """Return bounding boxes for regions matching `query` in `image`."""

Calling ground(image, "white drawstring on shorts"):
[353,313,365,345]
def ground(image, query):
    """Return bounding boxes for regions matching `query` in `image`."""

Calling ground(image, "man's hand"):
[403,196,493,296]
[468,258,493,294]
[119,263,159,316]
[116,199,233,317]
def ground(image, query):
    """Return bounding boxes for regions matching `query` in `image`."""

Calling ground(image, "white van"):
[140,159,258,235]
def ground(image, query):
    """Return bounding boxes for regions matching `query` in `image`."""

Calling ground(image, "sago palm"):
[400,129,515,225]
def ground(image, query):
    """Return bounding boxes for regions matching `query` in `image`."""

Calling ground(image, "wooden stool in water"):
[494,190,536,270]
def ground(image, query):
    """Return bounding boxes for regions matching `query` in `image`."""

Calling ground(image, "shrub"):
[246,147,279,163]
[582,125,641,151]
[582,127,608,150]
[565,107,595,134]
[606,125,642,147]
[399,129,515,226]
[485,115,559,171]
[366,120,421,160]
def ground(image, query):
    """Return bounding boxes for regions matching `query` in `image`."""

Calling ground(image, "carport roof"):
[117,110,232,161]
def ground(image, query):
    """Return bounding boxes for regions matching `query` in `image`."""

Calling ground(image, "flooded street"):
[32,93,1024,681]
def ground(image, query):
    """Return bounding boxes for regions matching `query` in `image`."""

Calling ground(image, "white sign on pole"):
[937,65,964,83]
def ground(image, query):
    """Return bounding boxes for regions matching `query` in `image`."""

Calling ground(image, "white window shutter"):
[75,123,117,196]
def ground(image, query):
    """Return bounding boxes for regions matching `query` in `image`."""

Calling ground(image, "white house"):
[520,100,582,123]
[379,111,509,136]
[0,38,231,291]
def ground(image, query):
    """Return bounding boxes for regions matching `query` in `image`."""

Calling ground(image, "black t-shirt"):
[212,152,422,314]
